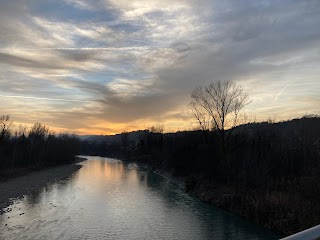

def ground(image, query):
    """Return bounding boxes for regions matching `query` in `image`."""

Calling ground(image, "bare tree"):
[0,115,13,142]
[188,101,211,143]
[148,124,165,148]
[14,125,28,138]
[190,80,250,152]
[149,123,165,134]
[29,123,49,141]
[240,112,257,125]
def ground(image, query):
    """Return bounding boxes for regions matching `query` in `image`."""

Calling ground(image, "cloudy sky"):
[0,0,319,134]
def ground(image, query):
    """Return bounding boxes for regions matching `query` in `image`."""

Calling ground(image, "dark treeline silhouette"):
[0,115,82,177]
[81,115,320,235]
[82,116,320,180]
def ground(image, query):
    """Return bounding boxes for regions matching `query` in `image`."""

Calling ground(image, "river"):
[0,156,279,240]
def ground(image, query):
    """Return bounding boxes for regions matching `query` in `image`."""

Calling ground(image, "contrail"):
[48,47,152,51]
[0,46,155,51]
[0,94,93,103]
[274,84,289,102]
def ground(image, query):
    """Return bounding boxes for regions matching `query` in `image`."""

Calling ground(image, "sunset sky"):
[0,0,319,135]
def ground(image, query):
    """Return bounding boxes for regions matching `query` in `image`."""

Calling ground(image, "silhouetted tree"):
[27,123,49,166]
[149,124,165,134]
[189,101,211,143]
[148,124,165,147]
[190,81,250,158]
[0,115,12,143]
[0,117,82,172]
[29,123,49,141]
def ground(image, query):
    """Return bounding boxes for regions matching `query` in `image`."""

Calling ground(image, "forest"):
[0,115,81,178]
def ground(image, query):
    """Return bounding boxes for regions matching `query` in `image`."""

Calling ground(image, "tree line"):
[0,115,82,174]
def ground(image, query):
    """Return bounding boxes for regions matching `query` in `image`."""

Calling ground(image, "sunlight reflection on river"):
[0,156,278,240]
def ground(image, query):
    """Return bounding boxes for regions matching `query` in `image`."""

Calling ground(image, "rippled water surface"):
[0,156,279,240]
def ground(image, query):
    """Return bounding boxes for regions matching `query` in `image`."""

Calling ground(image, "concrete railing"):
[281,225,320,240]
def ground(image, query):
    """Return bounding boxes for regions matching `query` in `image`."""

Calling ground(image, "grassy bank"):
[187,176,320,236]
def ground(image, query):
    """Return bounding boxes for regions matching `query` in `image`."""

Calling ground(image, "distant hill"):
[234,115,320,137]
[79,116,320,145]
[78,130,149,145]
[78,135,109,143]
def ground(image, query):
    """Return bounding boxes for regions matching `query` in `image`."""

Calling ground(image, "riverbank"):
[0,158,86,213]
[191,178,309,237]
[153,171,319,237]
[102,153,319,237]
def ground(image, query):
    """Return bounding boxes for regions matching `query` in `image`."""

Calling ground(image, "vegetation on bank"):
[81,115,320,236]
[0,115,82,178]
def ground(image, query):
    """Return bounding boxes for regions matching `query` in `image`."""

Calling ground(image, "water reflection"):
[0,156,278,240]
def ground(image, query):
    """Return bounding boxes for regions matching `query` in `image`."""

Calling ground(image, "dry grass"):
[194,177,320,236]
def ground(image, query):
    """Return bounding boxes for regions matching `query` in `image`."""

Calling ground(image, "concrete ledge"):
[281,225,320,240]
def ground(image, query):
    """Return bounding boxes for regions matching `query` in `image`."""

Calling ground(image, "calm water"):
[0,156,279,240]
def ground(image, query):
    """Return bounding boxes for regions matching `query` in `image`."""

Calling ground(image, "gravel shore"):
[0,163,83,213]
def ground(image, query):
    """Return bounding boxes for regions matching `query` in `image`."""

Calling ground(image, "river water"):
[0,156,279,240]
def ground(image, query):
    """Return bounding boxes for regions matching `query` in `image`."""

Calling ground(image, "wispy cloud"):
[0,46,156,52]
[0,0,319,134]
[0,95,93,103]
